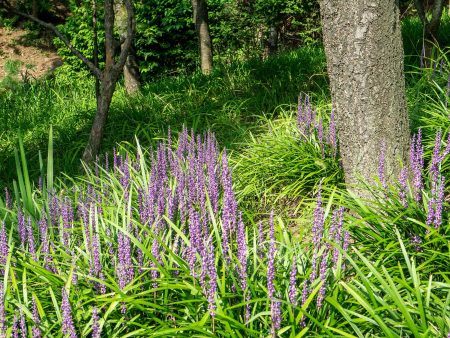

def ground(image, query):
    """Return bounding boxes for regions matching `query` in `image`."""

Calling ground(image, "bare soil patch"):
[0,27,61,79]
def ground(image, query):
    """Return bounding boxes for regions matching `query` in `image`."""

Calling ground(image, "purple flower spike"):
[117,231,134,292]
[27,217,37,261]
[0,222,8,272]
[58,197,72,249]
[19,307,26,338]
[399,167,408,208]
[92,307,101,338]
[300,280,309,327]
[267,211,276,300]
[18,209,26,246]
[32,296,41,338]
[61,288,77,338]
[151,238,161,289]
[332,207,344,270]
[12,313,19,338]
[237,213,248,291]
[329,109,337,158]
[311,187,324,282]
[431,130,443,180]
[318,117,324,158]
[317,249,329,308]
[434,175,445,229]
[410,130,424,202]
[289,256,297,306]
[4,188,12,210]
[270,298,281,337]
[0,284,5,336]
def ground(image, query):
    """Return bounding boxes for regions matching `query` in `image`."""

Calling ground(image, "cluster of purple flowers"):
[300,189,348,326]
[297,94,338,159]
[402,129,448,233]
[61,288,77,338]
[0,222,8,275]
[0,124,355,335]
[266,211,281,336]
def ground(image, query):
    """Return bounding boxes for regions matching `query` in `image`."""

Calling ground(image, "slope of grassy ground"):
[0,46,328,187]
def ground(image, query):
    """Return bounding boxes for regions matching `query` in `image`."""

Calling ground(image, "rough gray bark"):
[115,0,141,94]
[414,0,445,64]
[191,0,213,74]
[319,0,410,194]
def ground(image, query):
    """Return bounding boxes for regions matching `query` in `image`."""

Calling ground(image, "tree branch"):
[112,0,135,75]
[10,8,103,80]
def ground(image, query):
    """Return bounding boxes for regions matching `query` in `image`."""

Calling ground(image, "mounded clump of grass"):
[233,96,343,214]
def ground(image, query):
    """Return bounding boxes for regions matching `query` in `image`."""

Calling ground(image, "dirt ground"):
[0,27,61,79]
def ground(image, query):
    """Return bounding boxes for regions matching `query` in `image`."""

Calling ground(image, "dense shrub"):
[54,0,321,79]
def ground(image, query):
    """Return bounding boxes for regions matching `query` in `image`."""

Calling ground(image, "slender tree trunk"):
[83,75,117,161]
[32,0,38,17]
[191,0,213,75]
[415,0,445,65]
[115,0,140,94]
[93,0,100,105]
[263,26,278,58]
[319,0,410,195]
[81,0,136,163]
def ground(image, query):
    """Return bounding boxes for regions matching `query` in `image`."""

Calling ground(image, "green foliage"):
[329,241,450,337]
[0,59,22,91]
[53,0,321,79]
[233,110,343,212]
[0,46,326,187]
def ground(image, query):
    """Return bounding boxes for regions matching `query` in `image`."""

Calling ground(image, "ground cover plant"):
[0,129,354,337]
[1,8,450,338]
[2,80,450,335]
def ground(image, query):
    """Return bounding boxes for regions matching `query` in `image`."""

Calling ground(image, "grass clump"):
[233,97,343,213]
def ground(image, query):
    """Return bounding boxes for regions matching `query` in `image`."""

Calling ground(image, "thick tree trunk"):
[191,0,213,75]
[319,0,410,195]
[115,0,140,93]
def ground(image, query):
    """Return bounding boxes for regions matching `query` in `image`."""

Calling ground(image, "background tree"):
[7,0,136,163]
[115,0,140,93]
[319,0,410,194]
[191,0,213,74]
[414,0,445,63]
